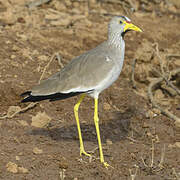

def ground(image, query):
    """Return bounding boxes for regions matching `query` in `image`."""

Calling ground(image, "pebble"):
[33,147,43,154]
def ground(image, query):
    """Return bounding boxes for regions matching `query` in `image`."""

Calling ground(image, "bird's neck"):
[107,32,124,49]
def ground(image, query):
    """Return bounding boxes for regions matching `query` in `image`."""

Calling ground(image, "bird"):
[21,16,142,167]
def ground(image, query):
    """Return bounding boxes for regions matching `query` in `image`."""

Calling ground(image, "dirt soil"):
[0,0,180,179]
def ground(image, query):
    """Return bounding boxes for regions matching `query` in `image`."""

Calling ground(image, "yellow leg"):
[74,94,91,157]
[94,98,109,167]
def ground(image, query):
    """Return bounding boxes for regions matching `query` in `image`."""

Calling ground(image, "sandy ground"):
[0,0,180,179]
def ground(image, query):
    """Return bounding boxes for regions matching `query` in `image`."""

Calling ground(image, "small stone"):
[19,152,23,156]
[175,121,180,128]
[16,33,28,41]
[50,19,71,26]
[17,17,26,23]
[146,132,152,137]
[12,45,19,51]
[106,139,112,145]
[84,19,92,27]
[59,161,68,169]
[6,162,18,173]
[142,122,149,128]
[31,112,52,128]
[38,55,48,62]
[72,14,86,22]
[169,0,180,8]
[10,55,16,59]
[168,142,180,148]
[174,142,180,148]
[168,144,174,148]
[134,12,145,17]
[145,112,150,118]
[15,156,20,161]
[103,102,111,110]
[32,49,39,55]
[71,8,81,15]
[73,2,79,8]
[152,108,161,115]
[5,40,11,44]
[18,120,29,126]
[18,167,28,174]
[45,14,61,20]
[90,0,96,4]
[146,110,154,119]
[99,9,107,14]
[154,89,164,99]
[21,48,31,58]
[54,1,66,11]
[0,8,16,25]
[65,0,72,6]
[33,147,43,154]
[168,5,177,13]
[174,60,180,66]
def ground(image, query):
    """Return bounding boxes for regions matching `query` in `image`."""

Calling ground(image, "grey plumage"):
[21,15,142,167]
[21,16,141,102]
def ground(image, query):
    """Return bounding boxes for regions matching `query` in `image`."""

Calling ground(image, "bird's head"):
[108,16,142,37]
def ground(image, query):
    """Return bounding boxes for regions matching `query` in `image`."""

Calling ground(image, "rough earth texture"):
[0,0,180,179]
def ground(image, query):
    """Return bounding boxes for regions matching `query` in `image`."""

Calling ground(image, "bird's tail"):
[21,91,87,103]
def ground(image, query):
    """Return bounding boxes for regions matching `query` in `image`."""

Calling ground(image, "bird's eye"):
[119,20,123,24]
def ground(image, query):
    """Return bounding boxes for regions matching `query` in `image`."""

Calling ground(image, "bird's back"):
[30,41,123,97]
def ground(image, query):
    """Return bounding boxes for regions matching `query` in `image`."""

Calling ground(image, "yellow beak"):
[124,22,142,32]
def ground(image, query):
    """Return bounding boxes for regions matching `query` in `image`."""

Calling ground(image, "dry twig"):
[150,139,154,168]
[153,43,166,75]
[141,141,166,173]
[172,168,180,180]
[149,43,180,126]
[126,136,139,143]
[166,54,180,60]
[0,103,37,119]
[59,168,66,180]
[39,53,56,83]
[129,165,139,180]
[148,68,180,125]
[131,59,137,89]
[158,144,165,169]
[39,52,63,83]
[56,53,64,68]
[152,67,180,96]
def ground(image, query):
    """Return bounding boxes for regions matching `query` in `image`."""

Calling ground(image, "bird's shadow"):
[29,107,136,144]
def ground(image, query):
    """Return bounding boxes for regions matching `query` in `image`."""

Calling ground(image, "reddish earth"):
[0,0,179,179]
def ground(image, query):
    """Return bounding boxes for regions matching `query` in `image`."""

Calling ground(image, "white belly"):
[88,65,122,99]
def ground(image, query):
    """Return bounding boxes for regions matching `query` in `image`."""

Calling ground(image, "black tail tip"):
[21,91,33,103]
[21,96,32,103]
[20,91,31,97]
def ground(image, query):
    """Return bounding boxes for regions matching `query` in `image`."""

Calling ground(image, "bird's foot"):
[80,147,91,157]
[103,162,111,168]
[100,160,113,169]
